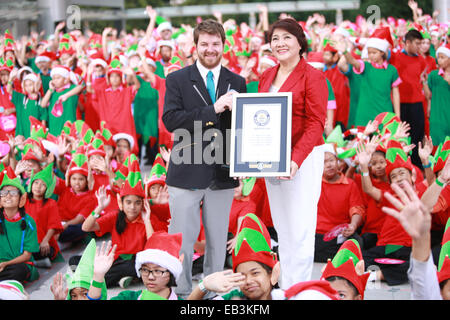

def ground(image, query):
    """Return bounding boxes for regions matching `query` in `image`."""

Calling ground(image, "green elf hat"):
[126,43,139,58]
[325,125,347,148]
[27,163,56,199]
[29,116,48,140]
[0,165,26,195]
[146,153,167,189]
[58,33,75,56]
[61,120,73,136]
[235,49,251,57]
[232,213,277,272]
[138,290,167,300]
[241,177,256,197]
[171,27,186,40]
[321,239,370,299]
[437,218,450,284]
[67,151,89,178]
[0,57,14,72]
[432,136,450,174]
[374,112,401,132]
[66,239,107,300]
[107,54,123,77]
[120,154,145,198]
[114,162,129,182]
[385,139,413,177]
[86,132,106,158]
[4,29,15,53]
[99,121,116,147]
[73,120,94,144]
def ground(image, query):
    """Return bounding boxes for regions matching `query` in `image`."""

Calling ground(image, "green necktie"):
[206,71,216,103]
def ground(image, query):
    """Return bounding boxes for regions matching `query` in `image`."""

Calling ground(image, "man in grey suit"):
[162,19,247,298]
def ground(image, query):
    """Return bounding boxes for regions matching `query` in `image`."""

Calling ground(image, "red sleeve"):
[150,204,171,222]
[95,211,117,237]
[45,200,64,233]
[291,69,328,167]
[348,180,366,219]
[53,177,66,196]
[79,194,98,218]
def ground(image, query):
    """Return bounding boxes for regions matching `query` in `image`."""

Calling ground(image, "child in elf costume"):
[320,239,370,300]
[39,65,84,136]
[87,232,184,300]
[337,27,402,127]
[381,179,450,300]
[50,239,107,300]
[188,213,281,300]
[360,140,448,285]
[53,149,97,248]
[145,153,171,232]
[0,166,40,284]
[314,143,365,263]
[81,155,153,288]
[7,70,46,139]
[25,163,64,267]
[90,56,140,155]
[424,44,450,146]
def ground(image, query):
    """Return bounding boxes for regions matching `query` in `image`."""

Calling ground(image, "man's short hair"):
[193,19,226,45]
[404,29,423,43]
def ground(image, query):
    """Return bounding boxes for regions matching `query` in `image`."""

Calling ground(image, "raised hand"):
[418,136,433,164]
[355,142,371,167]
[50,272,68,300]
[202,270,246,293]
[95,185,111,210]
[381,182,430,240]
[93,241,117,278]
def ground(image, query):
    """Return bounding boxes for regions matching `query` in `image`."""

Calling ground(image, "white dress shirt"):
[196,60,221,93]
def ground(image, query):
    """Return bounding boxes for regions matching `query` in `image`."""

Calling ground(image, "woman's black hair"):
[115,210,127,235]
[167,272,177,288]
[268,18,308,57]
[325,276,359,296]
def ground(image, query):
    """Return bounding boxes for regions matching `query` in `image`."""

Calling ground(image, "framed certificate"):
[230,92,292,177]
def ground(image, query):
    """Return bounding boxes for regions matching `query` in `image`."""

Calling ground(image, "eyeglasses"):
[0,189,21,197]
[139,268,168,278]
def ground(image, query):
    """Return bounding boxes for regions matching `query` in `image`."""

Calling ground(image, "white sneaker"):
[34,257,52,268]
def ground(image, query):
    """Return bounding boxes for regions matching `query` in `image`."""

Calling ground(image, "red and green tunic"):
[44,84,79,136]
[351,60,401,127]
[11,90,46,138]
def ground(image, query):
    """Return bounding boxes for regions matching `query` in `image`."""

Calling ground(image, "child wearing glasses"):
[86,232,183,300]
[0,166,40,284]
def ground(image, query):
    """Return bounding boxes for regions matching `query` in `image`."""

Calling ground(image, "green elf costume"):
[0,166,40,284]
[45,65,79,136]
[66,238,107,300]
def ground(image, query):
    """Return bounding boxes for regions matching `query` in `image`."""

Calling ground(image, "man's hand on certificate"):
[277,161,299,180]
[214,91,234,113]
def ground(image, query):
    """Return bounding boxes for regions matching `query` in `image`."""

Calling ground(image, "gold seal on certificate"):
[230,92,292,177]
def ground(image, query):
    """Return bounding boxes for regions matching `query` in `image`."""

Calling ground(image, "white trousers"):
[265,145,324,290]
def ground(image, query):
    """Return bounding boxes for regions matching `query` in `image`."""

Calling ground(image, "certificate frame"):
[230,92,292,177]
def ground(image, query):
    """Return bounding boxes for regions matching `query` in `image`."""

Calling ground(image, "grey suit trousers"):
[167,185,234,297]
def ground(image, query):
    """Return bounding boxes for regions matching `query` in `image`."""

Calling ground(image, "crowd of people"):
[0,0,449,301]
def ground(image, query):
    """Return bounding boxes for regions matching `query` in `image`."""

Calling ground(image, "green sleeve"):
[110,290,142,300]
[427,71,434,91]
[326,78,335,101]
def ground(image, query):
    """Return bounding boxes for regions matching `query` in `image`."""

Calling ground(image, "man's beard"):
[198,51,222,69]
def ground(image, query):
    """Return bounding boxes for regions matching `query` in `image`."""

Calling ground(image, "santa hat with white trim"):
[50,65,71,79]
[35,51,57,64]
[135,231,183,281]
[365,26,394,53]
[285,280,339,300]
[436,43,450,58]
